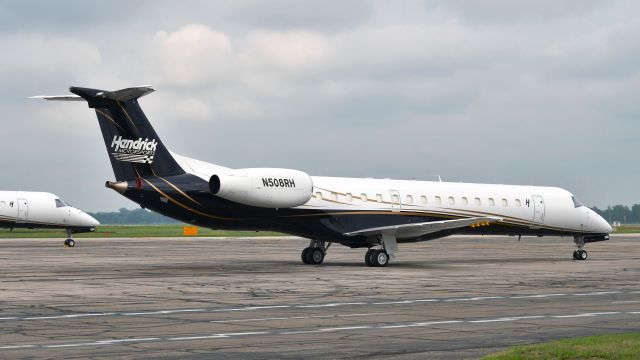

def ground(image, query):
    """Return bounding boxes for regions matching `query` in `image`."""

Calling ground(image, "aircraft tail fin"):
[34,86,185,181]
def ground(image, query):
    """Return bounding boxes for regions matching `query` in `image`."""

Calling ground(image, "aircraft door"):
[390,190,401,212]
[16,198,28,223]
[532,195,545,224]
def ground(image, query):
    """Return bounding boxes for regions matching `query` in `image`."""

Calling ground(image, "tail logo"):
[110,135,158,164]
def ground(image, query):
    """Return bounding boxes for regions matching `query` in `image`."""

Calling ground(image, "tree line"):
[88,208,179,225]
[591,205,640,224]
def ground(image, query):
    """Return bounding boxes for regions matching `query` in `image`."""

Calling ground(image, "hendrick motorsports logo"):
[110,135,158,164]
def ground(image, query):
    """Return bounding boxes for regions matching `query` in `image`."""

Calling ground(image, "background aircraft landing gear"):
[301,240,329,265]
[573,249,587,260]
[64,229,75,248]
[572,236,587,260]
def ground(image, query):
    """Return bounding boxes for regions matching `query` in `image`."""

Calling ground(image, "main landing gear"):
[364,233,397,267]
[572,236,587,261]
[300,234,398,267]
[301,240,330,265]
[64,229,76,248]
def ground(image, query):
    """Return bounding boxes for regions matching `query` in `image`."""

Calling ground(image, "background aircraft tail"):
[68,86,185,181]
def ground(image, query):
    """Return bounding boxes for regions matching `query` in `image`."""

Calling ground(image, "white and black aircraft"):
[0,191,99,247]
[33,86,611,266]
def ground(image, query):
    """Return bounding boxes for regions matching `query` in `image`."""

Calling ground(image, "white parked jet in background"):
[0,191,99,247]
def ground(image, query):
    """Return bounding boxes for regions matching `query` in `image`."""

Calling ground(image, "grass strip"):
[0,225,283,238]
[483,332,640,360]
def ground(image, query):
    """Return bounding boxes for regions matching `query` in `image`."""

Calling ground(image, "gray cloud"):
[0,1,638,211]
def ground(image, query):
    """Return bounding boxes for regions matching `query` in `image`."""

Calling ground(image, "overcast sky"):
[0,0,638,212]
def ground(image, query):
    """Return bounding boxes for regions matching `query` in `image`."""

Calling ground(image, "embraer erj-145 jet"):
[0,191,99,247]
[33,86,611,266]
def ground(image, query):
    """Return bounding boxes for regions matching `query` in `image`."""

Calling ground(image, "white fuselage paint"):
[0,191,99,229]
[172,153,612,235]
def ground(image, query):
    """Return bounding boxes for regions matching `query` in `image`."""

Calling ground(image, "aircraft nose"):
[74,210,99,227]
[593,211,612,233]
[84,213,100,227]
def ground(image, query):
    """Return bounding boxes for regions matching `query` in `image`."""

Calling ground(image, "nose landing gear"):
[572,236,587,261]
[64,229,76,248]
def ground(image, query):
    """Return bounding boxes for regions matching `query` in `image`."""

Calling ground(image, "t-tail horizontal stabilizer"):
[29,85,155,102]
[32,85,184,181]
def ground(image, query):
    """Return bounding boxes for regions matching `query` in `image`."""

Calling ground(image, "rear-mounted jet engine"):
[209,168,313,208]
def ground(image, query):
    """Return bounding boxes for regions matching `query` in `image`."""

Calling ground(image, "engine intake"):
[209,168,313,208]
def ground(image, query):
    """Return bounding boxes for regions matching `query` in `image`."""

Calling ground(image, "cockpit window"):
[55,199,68,208]
[571,196,584,208]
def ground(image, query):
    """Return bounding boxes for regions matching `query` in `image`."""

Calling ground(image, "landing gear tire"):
[302,247,324,265]
[374,250,389,267]
[578,249,587,260]
[573,249,587,260]
[301,247,312,264]
[365,249,374,267]
[310,248,325,265]
[368,249,379,266]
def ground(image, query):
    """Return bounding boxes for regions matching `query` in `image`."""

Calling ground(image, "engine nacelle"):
[209,168,313,208]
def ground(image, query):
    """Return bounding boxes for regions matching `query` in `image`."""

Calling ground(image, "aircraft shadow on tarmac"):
[45,256,567,278]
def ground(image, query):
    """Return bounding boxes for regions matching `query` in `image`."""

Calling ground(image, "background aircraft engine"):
[209,168,313,208]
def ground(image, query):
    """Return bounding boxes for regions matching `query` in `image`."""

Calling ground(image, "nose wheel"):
[64,229,76,248]
[572,249,587,260]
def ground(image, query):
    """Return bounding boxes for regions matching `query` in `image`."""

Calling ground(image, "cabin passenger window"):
[55,199,67,208]
[448,196,455,205]
[502,199,508,207]
[391,194,400,204]
[331,193,338,201]
[435,196,442,205]
[361,193,368,202]
[462,197,468,205]
[346,193,353,202]
[421,195,427,204]
[515,199,522,207]
[406,195,413,205]
[488,198,495,206]
[376,194,383,202]
[475,197,481,206]
[315,192,323,200]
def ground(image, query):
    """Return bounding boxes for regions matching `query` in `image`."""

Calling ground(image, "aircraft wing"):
[343,216,503,239]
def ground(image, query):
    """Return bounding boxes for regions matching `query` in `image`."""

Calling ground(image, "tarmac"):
[0,235,638,359]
